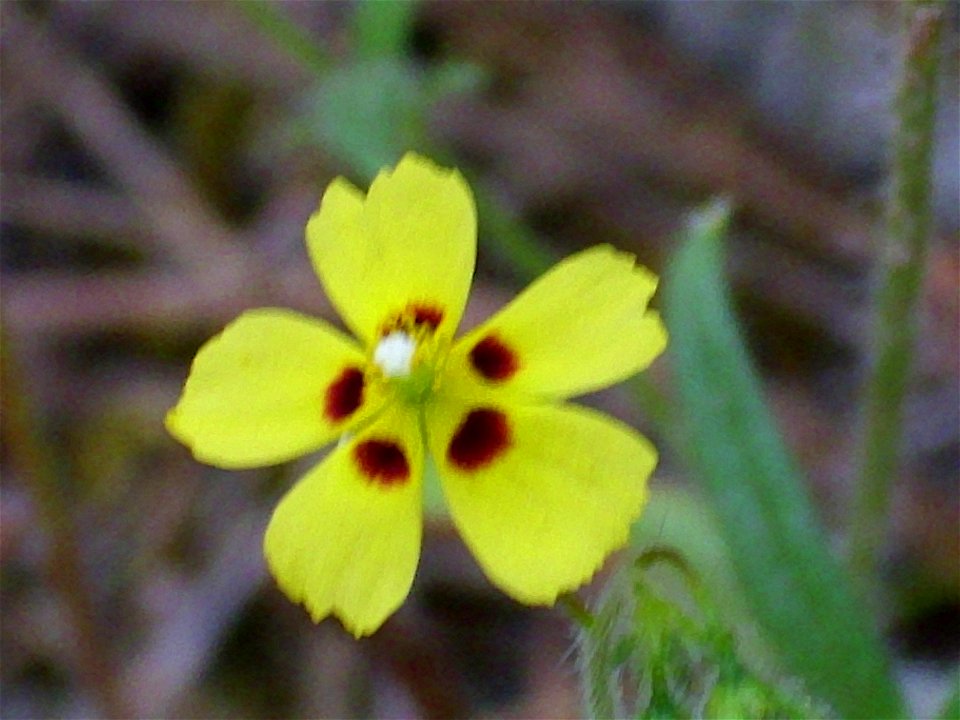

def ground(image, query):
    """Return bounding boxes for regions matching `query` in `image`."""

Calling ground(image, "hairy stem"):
[850,3,944,600]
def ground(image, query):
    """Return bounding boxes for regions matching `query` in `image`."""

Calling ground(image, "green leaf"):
[300,59,427,182]
[293,56,486,185]
[352,0,417,61]
[423,61,486,102]
[663,201,904,718]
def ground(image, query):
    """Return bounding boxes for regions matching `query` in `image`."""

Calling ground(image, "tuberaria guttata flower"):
[166,153,667,637]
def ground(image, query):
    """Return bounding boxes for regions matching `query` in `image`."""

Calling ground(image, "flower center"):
[374,331,416,378]
[372,328,441,405]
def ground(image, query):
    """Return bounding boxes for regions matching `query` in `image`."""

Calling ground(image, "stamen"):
[374,331,417,378]
[411,304,444,330]
[379,303,445,337]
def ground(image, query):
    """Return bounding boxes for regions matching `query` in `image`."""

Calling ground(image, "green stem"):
[558,592,595,630]
[472,187,558,281]
[1,331,131,718]
[572,593,625,720]
[235,0,330,76]
[850,3,944,600]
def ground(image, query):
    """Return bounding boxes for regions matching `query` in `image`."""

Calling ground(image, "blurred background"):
[1,2,957,718]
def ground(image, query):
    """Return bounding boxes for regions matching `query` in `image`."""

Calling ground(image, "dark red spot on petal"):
[412,304,444,330]
[324,367,364,422]
[354,440,410,485]
[447,408,511,471]
[469,335,519,381]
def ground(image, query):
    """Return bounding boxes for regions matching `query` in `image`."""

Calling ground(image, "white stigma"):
[374,331,417,378]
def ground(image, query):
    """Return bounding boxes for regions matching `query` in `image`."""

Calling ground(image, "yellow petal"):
[426,396,654,604]
[166,309,381,469]
[306,153,477,345]
[446,245,667,399]
[264,402,424,637]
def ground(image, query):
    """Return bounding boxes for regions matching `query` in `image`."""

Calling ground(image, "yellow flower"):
[166,153,667,637]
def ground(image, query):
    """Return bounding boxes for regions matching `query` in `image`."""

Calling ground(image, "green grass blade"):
[663,202,903,718]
